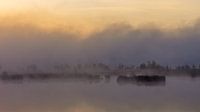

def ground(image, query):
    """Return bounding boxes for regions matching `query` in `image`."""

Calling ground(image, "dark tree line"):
[0,61,200,76]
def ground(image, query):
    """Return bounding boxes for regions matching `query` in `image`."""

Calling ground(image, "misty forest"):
[1,0,200,112]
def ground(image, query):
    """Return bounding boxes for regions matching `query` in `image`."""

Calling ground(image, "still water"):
[0,76,200,112]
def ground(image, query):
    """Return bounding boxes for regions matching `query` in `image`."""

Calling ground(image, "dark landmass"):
[117,75,166,86]
[0,61,199,86]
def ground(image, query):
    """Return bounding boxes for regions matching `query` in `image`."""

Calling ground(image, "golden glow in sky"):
[0,0,200,36]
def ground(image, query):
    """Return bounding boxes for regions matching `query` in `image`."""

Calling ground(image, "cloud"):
[0,20,200,71]
[82,21,200,65]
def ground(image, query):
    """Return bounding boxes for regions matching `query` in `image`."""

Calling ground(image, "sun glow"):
[0,0,200,36]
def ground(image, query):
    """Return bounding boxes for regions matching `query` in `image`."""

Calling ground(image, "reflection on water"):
[0,75,200,112]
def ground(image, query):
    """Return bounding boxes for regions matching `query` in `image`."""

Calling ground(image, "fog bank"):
[0,20,200,71]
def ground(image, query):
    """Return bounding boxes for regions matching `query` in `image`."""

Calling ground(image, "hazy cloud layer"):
[0,20,200,70]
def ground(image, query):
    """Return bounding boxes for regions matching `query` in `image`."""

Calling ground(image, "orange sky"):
[0,0,200,36]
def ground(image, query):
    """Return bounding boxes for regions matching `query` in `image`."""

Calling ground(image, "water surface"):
[0,76,200,112]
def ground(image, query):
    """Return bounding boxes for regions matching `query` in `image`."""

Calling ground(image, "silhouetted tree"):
[118,64,125,70]
[165,65,170,71]
[184,65,191,70]
[140,63,146,69]
[192,65,196,70]
[151,61,157,68]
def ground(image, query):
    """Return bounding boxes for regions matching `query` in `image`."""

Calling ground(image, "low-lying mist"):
[0,20,200,71]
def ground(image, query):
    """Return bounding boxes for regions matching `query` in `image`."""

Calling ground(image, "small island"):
[0,61,199,86]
